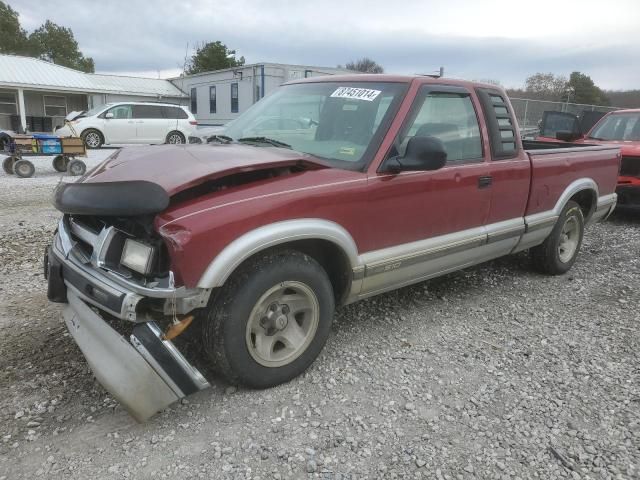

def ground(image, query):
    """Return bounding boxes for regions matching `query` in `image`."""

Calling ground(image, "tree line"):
[1,0,637,107]
[0,1,94,72]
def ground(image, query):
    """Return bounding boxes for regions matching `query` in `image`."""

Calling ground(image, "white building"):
[172,63,354,125]
[0,54,185,132]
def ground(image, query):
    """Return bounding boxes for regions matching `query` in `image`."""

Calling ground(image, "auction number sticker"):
[330,87,381,101]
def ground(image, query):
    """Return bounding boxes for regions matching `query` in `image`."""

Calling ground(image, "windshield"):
[589,113,640,141]
[81,104,113,118]
[224,82,406,169]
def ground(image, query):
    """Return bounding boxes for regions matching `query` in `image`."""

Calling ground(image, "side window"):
[190,88,197,114]
[164,106,188,119]
[209,86,216,114]
[133,105,164,119]
[231,83,239,113]
[107,105,132,119]
[398,91,483,163]
[476,88,519,159]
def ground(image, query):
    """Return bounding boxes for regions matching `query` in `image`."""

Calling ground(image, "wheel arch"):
[196,219,360,303]
[552,178,598,221]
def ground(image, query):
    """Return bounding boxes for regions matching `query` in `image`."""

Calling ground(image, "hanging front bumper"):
[63,291,209,422]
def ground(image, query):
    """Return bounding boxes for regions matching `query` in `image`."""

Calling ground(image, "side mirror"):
[105,112,114,119]
[385,136,447,173]
[555,130,581,142]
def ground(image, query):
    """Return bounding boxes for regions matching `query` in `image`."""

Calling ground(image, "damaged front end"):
[46,184,211,421]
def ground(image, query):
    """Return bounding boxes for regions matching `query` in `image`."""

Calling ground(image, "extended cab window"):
[106,105,132,119]
[397,91,483,163]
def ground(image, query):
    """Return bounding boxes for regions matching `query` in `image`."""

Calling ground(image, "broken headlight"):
[120,238,156,275]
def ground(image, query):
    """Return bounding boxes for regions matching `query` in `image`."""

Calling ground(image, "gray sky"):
[10,0,640,90]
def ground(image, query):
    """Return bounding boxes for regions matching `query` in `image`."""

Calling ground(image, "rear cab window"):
[475,88,520,159]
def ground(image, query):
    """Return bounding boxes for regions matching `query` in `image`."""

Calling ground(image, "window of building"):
[231,83,239,113]
[43,95,67,117]
[399,91,483,163]
[190,87,197,114]
[0,91,17,115]
[208,86,216,114]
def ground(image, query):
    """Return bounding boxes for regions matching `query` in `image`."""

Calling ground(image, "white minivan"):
[55,102,197,148]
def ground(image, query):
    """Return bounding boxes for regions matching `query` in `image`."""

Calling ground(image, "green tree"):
[28,20,94,72]
[567,72,609,106]
[524,72,568,100]
[0,1,29,54]
[186,41,244,75]
[343,57,384,73]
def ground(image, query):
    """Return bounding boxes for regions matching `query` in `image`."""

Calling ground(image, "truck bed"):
[523,141,620,217]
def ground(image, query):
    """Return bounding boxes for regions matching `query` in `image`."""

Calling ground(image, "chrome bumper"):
[63,291,209,422]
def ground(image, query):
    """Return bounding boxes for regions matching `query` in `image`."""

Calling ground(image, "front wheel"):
[81,129,103,149]
[202,250,335,388]
[531,200,584,275]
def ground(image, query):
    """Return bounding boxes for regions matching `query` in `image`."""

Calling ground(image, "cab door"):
[132,105,171,144]
[362,85,492,293]
[102,104,135,144]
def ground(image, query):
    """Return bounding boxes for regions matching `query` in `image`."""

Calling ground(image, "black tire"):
[14,159,35,178]
[202,249,335,388]
[531,200,584,275]
[2,156,15,175]
[0,133,11,152]
[66,159,87,176]
[166,131,185,144]
[52,155,68,172]
[81,129,103,149]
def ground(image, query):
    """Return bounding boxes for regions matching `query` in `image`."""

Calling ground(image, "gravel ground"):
[0,156,638,479]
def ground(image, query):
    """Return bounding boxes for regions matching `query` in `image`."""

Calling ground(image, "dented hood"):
[82,144,327,196]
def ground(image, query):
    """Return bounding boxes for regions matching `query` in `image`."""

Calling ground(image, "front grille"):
[620,156,640,177]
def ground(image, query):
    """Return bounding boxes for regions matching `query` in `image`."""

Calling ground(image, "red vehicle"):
[45,76,620,421]
[537,109,640,208]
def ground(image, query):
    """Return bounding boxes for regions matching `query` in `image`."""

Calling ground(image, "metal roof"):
[0,54,185,97]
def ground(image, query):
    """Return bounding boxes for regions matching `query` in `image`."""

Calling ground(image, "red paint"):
[536,109,640,204]
[82,76,620,288]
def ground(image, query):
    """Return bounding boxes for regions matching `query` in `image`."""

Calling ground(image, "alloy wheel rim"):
[86,133,100,147]
[558,216,579,263]
[245,281,320,368]
[168,134,183,144]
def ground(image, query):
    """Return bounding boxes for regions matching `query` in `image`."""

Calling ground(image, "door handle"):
[478,175,492,189]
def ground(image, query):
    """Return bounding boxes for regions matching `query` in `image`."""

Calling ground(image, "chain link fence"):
[508,97,619,137]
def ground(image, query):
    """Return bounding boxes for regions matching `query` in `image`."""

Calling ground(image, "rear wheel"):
[81,129,103,149]
[14,159,35,178]
[531,200,584,275]
[202,249,335,388]
[2,156,15,174]
[52,155,68,172]
[166,131,185,144]
[67,159,86,176]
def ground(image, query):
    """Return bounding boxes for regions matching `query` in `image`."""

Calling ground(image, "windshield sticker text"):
[330,87,381,102]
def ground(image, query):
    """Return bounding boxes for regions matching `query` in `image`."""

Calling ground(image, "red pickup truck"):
[537,109,640,208]
[45,75,620,421]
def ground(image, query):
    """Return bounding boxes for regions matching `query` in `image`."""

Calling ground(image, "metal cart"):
[2,134,87,178]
